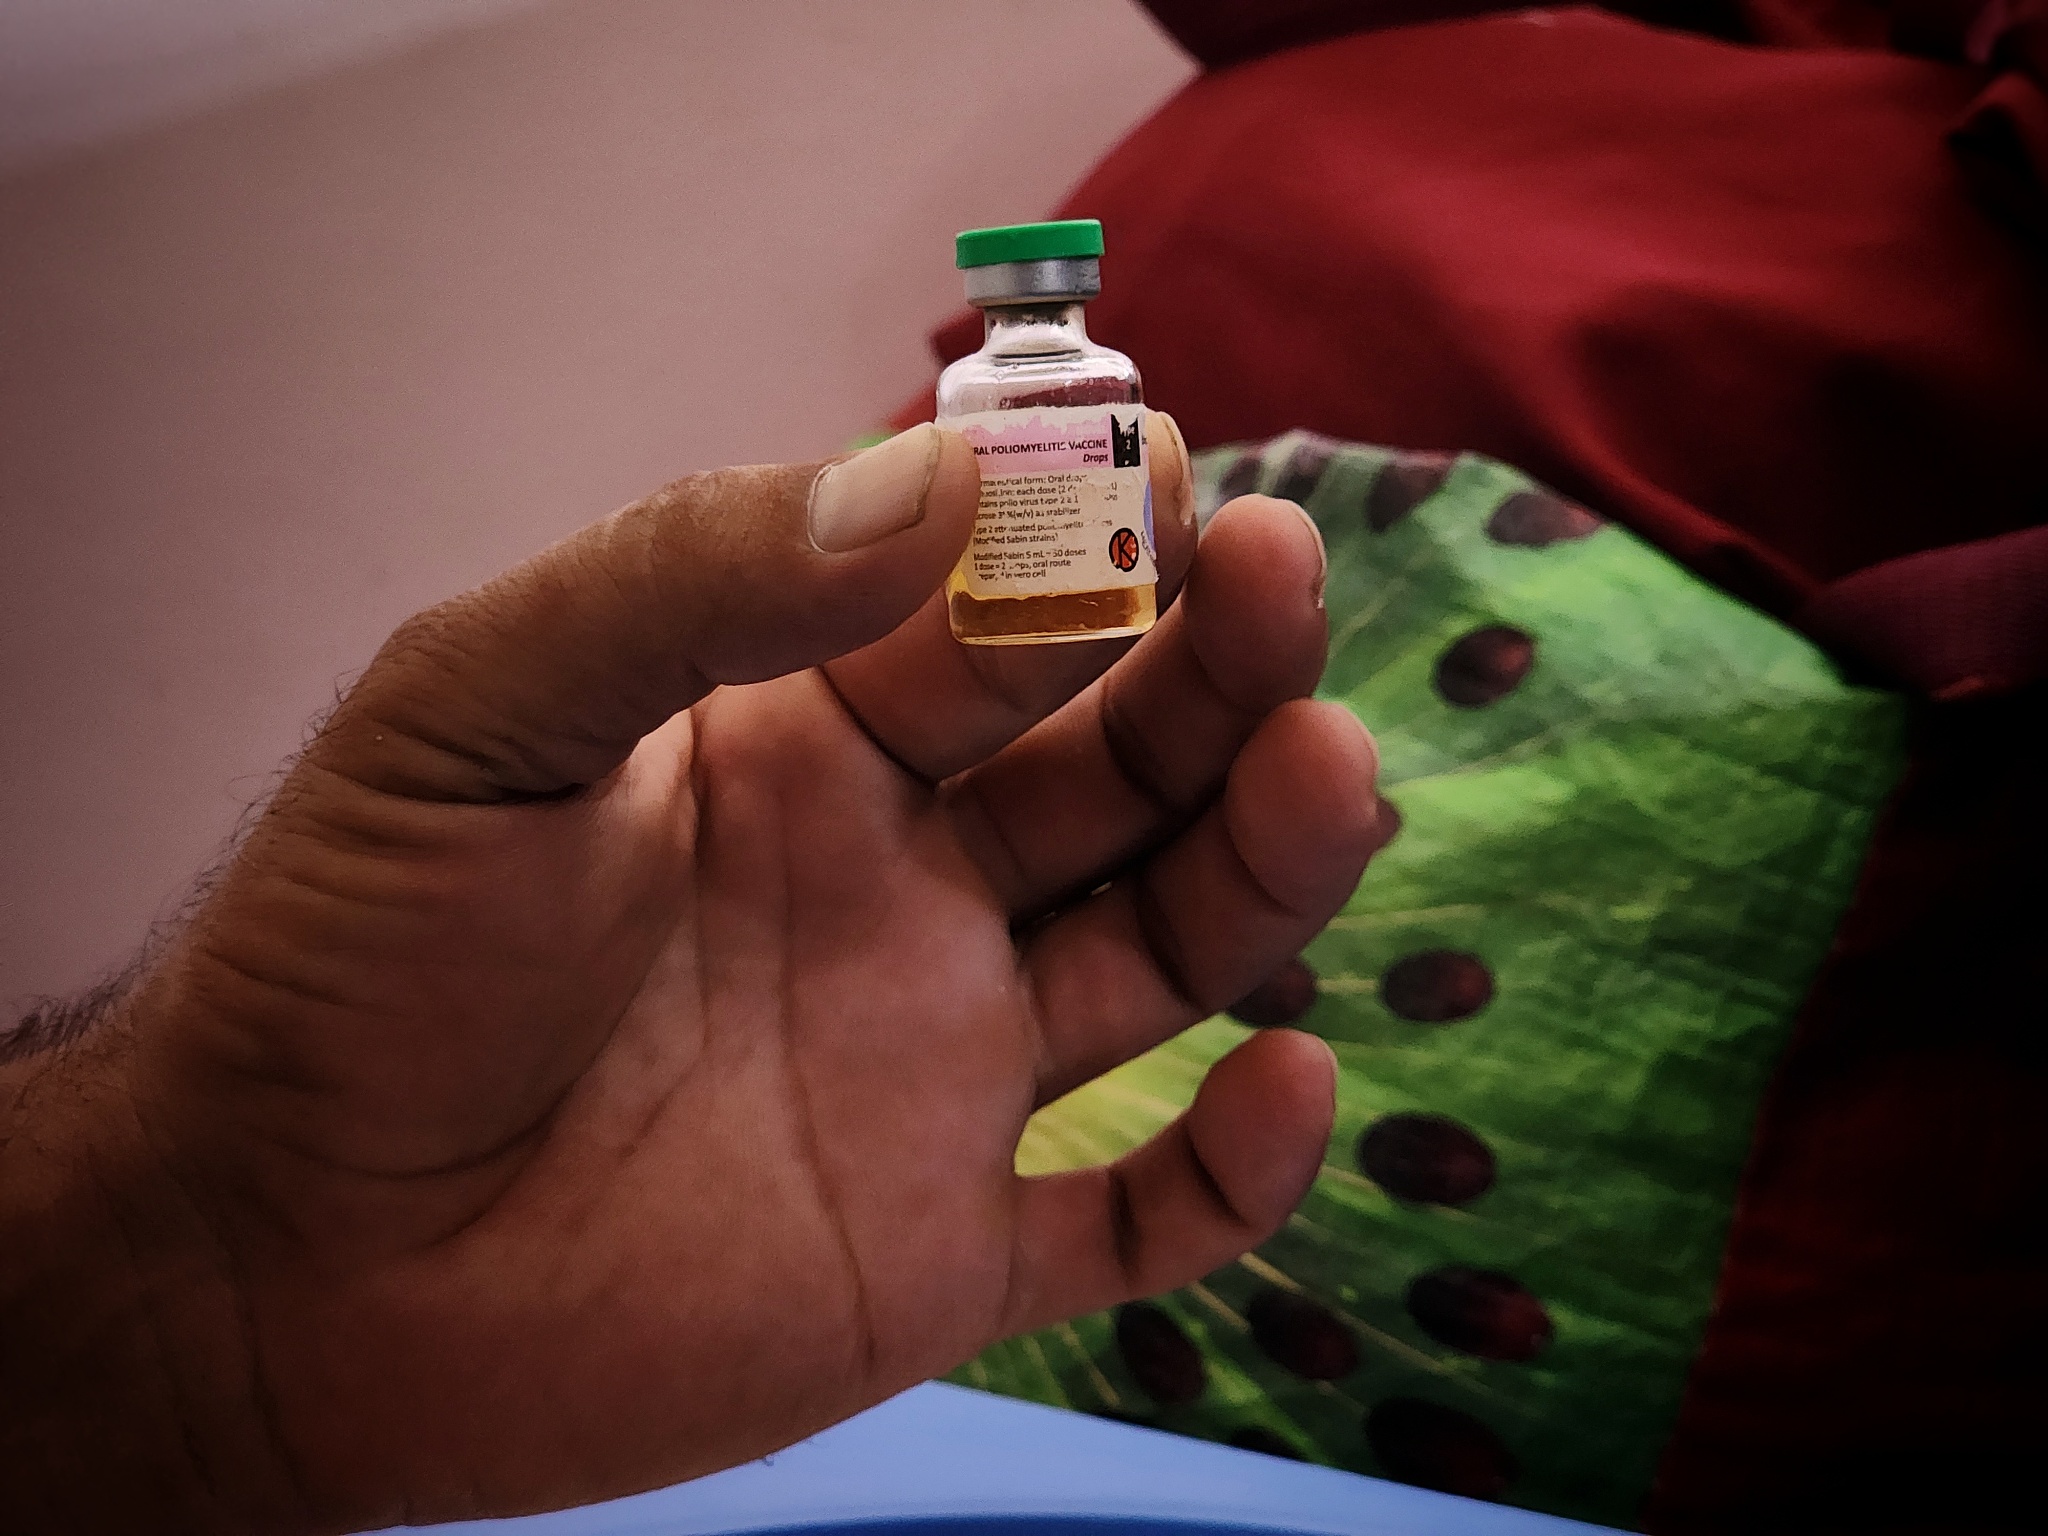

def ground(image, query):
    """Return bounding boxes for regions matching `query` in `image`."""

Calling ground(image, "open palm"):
[48,423,1383,1533]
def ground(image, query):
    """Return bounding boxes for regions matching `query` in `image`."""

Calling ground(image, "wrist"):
[0,1014,311,1535]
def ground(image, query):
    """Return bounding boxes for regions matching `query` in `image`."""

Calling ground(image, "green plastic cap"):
[955,219,1104,269]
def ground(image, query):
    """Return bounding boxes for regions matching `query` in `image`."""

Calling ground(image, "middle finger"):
[943,495,1331,919]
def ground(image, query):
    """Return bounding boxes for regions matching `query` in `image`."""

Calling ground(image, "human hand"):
[0,418,1388,1533]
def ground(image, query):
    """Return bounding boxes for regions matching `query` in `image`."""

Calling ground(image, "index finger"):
[821,410,1198,784]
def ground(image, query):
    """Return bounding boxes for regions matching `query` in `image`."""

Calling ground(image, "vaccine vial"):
[939,220,1155,645]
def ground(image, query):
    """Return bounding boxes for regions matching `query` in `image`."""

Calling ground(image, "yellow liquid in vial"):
[948,577,1156,646]
[938,298,1148,645]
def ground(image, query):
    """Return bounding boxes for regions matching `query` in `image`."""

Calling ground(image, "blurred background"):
[0,0,1192,1006]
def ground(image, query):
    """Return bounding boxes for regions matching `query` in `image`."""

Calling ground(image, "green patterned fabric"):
[949,435,1909,1530]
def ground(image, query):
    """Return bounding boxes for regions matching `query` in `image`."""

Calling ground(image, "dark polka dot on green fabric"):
[1246,1288,1360,1381]
[1115,1301,1207,1405]
[1486,489,1604,547]
[1435,625,1535,707]
[1366,451,1455,531]
[1358,1113,1496,1206]
[1405,1266,1553,1362]
[1228,1426,1306,1460]
[1366,1398,1518,1501]
[1216,452,1264,504]
[1381,950,1494,1023]
[1226,956,1318,1027]
[1271,434,1340,506]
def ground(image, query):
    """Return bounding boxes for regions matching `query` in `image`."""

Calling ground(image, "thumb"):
[317,424,979,800]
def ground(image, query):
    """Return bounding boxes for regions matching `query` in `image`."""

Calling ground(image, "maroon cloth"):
[1803,523,2048,700]
[1130,0,2048,240]
[1132,0,2045,64]
[1121,0,1748,69]
[898,7,2048,1530]
[1952,64,2048,245]
[907,12,2048,620]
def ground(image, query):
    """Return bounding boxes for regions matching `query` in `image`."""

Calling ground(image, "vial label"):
[945,405,1155,599]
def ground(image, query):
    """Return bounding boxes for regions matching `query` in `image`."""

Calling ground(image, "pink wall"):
[0,0,1192,1004]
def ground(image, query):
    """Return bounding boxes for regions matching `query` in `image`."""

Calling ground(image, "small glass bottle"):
[939,220,1155,645]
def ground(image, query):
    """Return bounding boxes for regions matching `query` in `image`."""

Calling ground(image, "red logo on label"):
[1109,527,1141,573]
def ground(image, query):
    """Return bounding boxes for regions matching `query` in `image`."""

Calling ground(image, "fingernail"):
[1155,409,1197,531]
[1286,500,1328,607]
[807,423,941,553]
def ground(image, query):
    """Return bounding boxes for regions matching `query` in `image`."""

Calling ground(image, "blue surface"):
[377,1382,1619,1536]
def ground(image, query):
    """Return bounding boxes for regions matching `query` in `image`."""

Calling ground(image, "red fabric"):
[905,12,2048,620]
[1731,0,1893,47]
[1133,0,1503,70]
[1802,523,2048,700]
[1129,0,1747,69]
[1126,1,2048,234]
[1951,66,2048,245]
[898,8,2048,1529]
[1127,0,2024,61]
